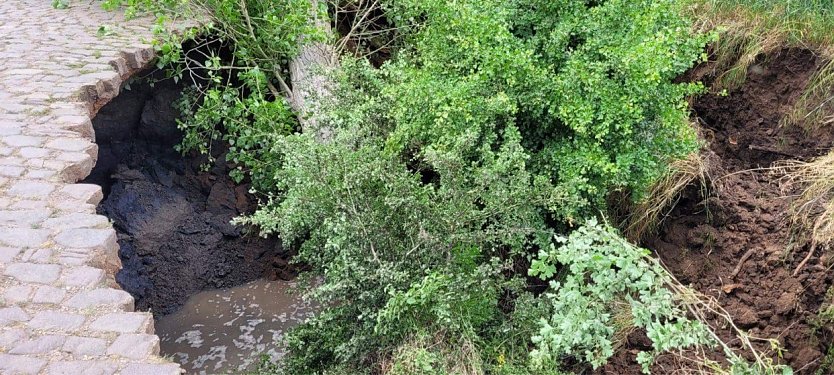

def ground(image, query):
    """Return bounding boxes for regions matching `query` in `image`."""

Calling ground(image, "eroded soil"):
[602,49,834,374]
[85,76,296,315]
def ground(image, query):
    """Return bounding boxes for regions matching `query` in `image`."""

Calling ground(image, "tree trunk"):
[289,0,337,141]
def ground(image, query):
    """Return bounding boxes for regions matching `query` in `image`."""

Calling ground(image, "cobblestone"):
[0,1,186,372]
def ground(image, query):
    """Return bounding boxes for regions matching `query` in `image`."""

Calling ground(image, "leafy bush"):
[110,0,726,373]
[529,220,712,371]
[227,0,714,373]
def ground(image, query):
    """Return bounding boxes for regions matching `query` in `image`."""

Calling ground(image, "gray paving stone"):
[33,285,67,304]
[4,263,61,283]
[0,246,22,262]
[28,311,85,331]
[62,336,108,356]
[44,213,109,230]
[120,363,182,375]
[106,334,160,359]
[0,1,185,371]
[65,288,134,310]
[4,285,34,304]
[89,312,151,333]
[55,228,116,250]
[0,353,46,374]
[44,360,119,375]
[0,328,28,348]
[7,180,56,198]
[0,306,29,325]
[0,228,51,248]
[61,266,105,287]
[9,334,66,354]
[59,184,103,204]
[3,135,44,147]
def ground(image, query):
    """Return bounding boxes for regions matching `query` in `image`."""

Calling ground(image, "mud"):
[157,279,316,373]
[601,49,834,374]
[85,75,296,315]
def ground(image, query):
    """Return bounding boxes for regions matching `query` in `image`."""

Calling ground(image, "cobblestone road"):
[0,1,182,373]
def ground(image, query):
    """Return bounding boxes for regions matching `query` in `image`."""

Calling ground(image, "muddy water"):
[156,279,315,374]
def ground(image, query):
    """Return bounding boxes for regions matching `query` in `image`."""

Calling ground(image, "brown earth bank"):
[600,49,834,374]
[83,74,296,316]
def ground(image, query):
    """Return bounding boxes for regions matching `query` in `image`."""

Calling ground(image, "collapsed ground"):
[84,74,296,315]
[603,49,834,374]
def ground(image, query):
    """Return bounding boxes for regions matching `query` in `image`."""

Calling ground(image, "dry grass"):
[776,151,834,274]
[689,0,834,129]
[625,152,711,242]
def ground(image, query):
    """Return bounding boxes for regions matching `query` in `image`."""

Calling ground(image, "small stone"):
[106,334,159,359]
[9,335,66,354]
[0,306,29,325]
[44,360,118,375]
[0,353,46,374]
[28,311,85,331]
[4,263,61,283]
[33,285,67,304]
[120,363,182,375]
[90,313,151,333]
[62,336,108,356]
[66,288,133,310]
[7,181,55,198]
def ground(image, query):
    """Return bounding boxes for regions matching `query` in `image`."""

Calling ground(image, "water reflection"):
[156,279,315,374]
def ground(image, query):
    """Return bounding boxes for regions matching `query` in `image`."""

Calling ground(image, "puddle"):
[156,279,315,374]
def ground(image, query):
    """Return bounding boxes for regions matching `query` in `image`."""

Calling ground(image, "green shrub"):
[529,220,712,371]
[231,0,713,372]
[114,0,722,373]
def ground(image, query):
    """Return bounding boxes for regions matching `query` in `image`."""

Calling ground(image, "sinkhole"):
[83,72,315,373]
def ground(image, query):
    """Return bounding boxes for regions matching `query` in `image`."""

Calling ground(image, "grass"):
[689,0,834,128]
[776,151,834,274]
[625,151,710,242]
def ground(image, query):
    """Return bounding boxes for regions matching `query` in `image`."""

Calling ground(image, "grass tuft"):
[625,151,711,242]
[690,0,834,129]
[777,151,834,273]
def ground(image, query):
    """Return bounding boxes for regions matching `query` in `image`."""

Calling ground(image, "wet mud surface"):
[85,77,295,315]
[157,279,316,374]
[602,49,834,374]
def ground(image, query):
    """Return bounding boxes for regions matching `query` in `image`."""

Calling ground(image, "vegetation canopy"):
[83,0,816,373]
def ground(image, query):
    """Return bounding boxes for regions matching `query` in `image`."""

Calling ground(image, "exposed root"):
[730,248,755,279]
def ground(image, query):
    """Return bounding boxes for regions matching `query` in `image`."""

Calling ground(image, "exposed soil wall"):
[602,49,834,374]
[85,75,295,316]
